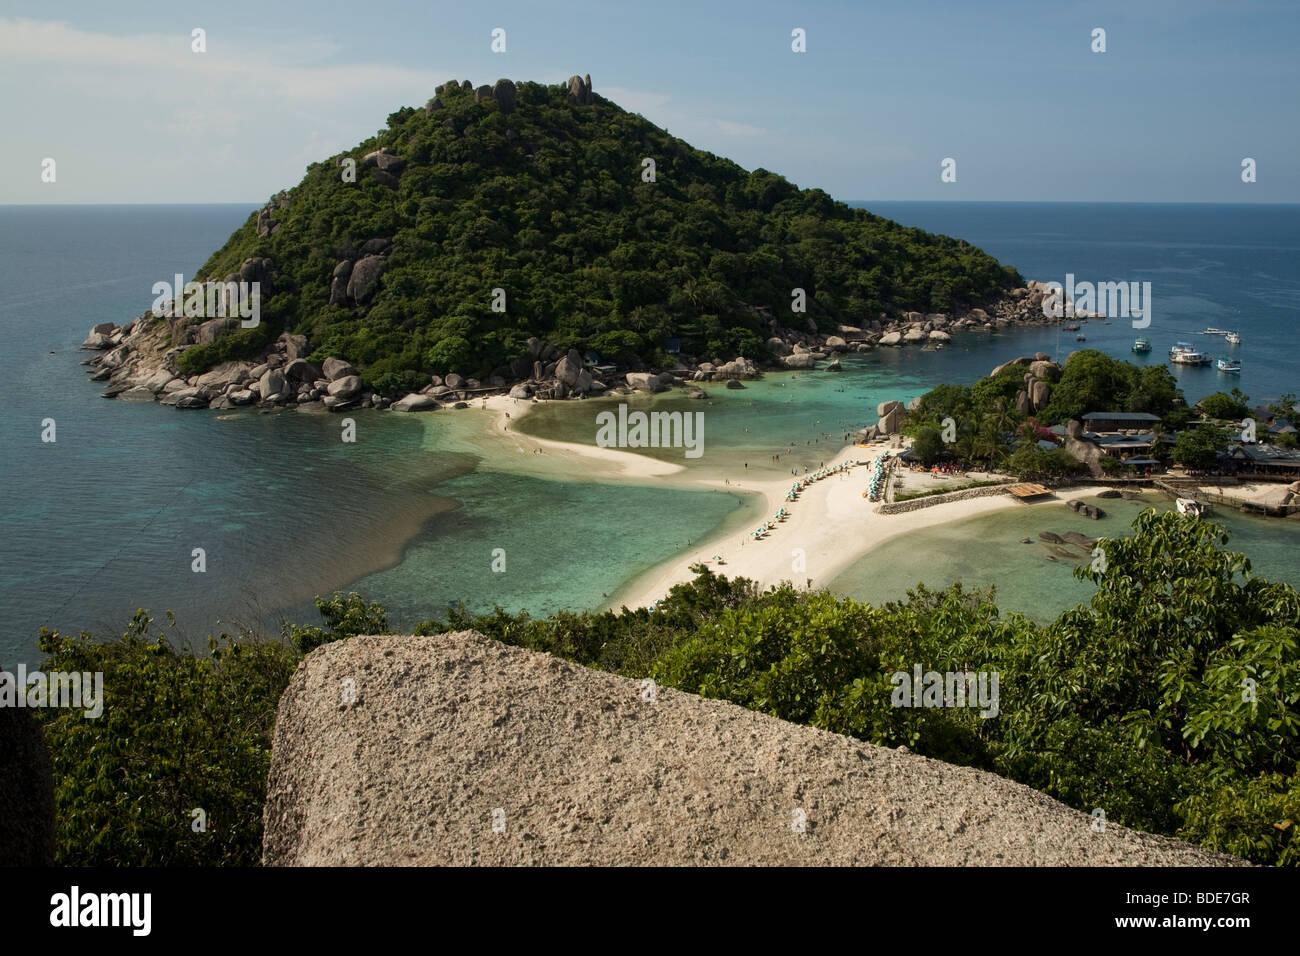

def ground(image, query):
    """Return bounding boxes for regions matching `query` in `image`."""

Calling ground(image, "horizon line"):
[3,199,1298,208]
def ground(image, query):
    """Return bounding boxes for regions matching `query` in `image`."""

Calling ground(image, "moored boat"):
[1169,342,1211,365]
[1217,358,1241,373]
[1226,331,1241,345]
[1177,498,1207,517]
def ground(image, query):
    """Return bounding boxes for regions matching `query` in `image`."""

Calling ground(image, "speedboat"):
[1217,358,1242,374]
[1226,331,1241,345]
[1176,498,1207,517]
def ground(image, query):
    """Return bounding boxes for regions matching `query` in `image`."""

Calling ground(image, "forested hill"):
[188,74,1021,387]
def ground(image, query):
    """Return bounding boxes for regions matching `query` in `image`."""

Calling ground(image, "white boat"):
[1226,331,1241,345]
[1217,358,1242,374]
[1176,498,1207,517]
[1203,327,1229,336]
[1170,348,1212,366]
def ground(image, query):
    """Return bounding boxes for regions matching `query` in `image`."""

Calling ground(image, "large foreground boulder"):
[262,633,1239,866]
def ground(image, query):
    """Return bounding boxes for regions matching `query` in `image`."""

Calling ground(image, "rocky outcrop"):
[626,372,669,393]
[1065,420,1105,477]
[877,400,906,436]
[256,191,289,238]
[492,78,517,113]
[362,148,404,174]
[258,368,289,403]
[391,392,439,412]
[262,632,1239,866]
[566,73,594,105]
[322,357,356,381]
[782,353,817,370]
[346,255,385,304]
[327,375,363,401]
[554,349,594,395]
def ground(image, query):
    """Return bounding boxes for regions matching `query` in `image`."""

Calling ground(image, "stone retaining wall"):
[875,483,1017,514]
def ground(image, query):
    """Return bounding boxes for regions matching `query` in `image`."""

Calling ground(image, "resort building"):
[1093,432,1156,458]
[1226,444,1300,477]
[1080,411,1162,433]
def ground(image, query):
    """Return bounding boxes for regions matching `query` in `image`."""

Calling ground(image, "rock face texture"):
[566,73,594,105]
[263,633,1238,867]
[0,707,56,865]
[1065,419,1105,477]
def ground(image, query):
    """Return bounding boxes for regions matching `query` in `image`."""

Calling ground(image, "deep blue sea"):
[1,202,1297,663]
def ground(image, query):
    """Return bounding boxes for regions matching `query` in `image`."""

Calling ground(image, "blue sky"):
[2,0,1297,203]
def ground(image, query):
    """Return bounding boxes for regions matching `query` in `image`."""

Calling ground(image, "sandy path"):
[481,394,685,480]
[477,394,1109,610]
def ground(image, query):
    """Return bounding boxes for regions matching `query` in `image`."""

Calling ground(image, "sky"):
[1,0,1297,204]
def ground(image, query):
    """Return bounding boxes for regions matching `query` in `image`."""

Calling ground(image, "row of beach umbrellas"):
[786,460,860,502]
[866,452,892,502]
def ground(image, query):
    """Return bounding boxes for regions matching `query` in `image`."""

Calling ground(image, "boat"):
[1170,348,1212,366]
[1226,331,1241,345]
[1203,327,1229,336]
[1217,358,1242,374]
[1170,341,1194,356]
[1132,337,1151,353]
[1064,323,1080,331]
[1176,498,1207,517]
[1075,334,1087,341]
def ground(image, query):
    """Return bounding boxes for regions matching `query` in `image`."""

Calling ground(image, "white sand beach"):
[481,393,686,480]
[480,394,1110,611]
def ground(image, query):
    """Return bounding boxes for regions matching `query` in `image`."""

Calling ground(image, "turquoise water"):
[827,493,1300,622]
[2,203,1297,663]
[517,339,1078,476]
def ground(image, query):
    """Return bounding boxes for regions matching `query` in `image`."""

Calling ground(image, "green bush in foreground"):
[30,511,1300,865]
[33,611,298,866]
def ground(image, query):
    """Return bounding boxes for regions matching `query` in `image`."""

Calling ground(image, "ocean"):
[2,202,1297,663]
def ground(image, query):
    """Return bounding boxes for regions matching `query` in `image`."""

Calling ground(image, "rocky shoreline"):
[80,273,1065,413]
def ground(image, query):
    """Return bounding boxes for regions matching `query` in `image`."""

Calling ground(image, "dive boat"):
[1132,337,1151,353]
[1217,358,1242,374]
[1226,331,1241,345]
[1170,348,1212,366]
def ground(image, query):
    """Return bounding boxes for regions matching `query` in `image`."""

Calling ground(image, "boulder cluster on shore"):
[80,277,1065,413]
